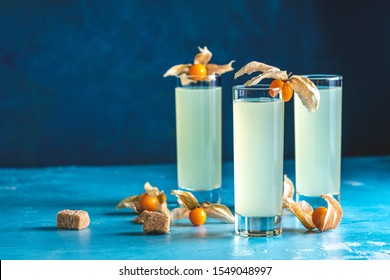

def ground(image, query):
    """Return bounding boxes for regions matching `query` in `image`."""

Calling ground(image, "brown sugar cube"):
[56,209,90,230]
[141,211,170,234]
[134,211,148,224]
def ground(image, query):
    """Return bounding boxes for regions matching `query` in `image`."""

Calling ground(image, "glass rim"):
[302,74,342,81]
[175,74,222,79]
[233,84,279,91]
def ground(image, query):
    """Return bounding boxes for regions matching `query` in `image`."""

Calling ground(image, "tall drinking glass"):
[233,85,284,237]
[294,75,342,208]
[175,75,222,203]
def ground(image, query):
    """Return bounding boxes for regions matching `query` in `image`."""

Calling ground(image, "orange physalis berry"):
[189,63,207,80]
[140,193,159,211]
[189,207,207,226]
[269,79,285,97]
[270,79,294,102]
[312,206,327,231]
[281,81,293,102]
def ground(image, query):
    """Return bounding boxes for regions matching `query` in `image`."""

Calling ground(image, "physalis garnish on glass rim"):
[282,175,343,232]
[171,190,234,226]
[163,46,235,86]
[116,182,169,214]
[234,61,320,112]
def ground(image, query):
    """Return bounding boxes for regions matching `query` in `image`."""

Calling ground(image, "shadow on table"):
[112,228,233,239]
[282,227,317,234]
[27,226,59,232]
[25,226,93,234]
[102,211,137,217]
[114,231,147,237]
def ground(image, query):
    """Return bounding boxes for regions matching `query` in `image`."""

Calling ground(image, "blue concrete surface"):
[0,156,389,260]
[0,1,389,167]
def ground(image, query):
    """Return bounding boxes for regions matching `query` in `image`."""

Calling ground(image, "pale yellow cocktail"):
[294,75,342,207]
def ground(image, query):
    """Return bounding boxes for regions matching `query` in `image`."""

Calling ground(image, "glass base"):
[178,186,221,203]
[235,214,282,237]
[296,193,340,209]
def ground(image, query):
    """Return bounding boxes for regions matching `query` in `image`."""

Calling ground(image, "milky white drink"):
[294,86,342,198]
[175,86,222,192]
[233,98,284,217]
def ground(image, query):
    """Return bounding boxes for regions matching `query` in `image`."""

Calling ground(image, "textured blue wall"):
[0,0,389,167]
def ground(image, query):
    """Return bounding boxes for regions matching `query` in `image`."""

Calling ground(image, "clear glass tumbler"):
[294,74,343,208]
[175,75,222,203]
[233,85,284,237]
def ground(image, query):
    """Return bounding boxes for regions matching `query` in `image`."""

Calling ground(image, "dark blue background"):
[1,0,389,167]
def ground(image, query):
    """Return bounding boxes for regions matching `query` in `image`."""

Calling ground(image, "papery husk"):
[179,73,196,86]
[234,61,280,79]
[234,61,320,112]
[282,174,294,208]
[115,194,143,213]
[164,46,234,85]
[157,193,170,214]
[318,193,343,232]
[157,192,167,204]
[171,189,200,210]
[283,197,316,230]
[201,202,235,223]
[116,182,168,214]
[193,46,212,65]
[282,175,315,229]
[298,200,315,226]
[144,182,160,197]
[144,182,170,214]
[289,75,320,112]
[206,60,235,75]
[170,208,190,221]
[170,190,234,223]
[163,63,191,77]
[244,70,288,87]
[282,176,343,232]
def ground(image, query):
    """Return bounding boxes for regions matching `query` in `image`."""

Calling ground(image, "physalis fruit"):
[171,190,234,226]
[235,61,320,112]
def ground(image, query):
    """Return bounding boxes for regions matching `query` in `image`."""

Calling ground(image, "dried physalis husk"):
[115,194,143,213]
[179,73,196,86]
[234,61,320,112]
[283,196,316,230]
[144,181,160,196]
[171,190,200,210]
[193,46,212,65]
[170,190,199,220]
[289,75,320,112]
[282,174,294,208]
[234,61,287,86]
[234,61,280,79]
[282,175,343,232]
[282,175,315,230]
[201,202,234,223]
[315,193,343,232]
[170,190,234,223]
[170,207,190,220]
[116,182,169,214]
[144,182,169,214]
[156,192,169,214]
[207,60,235,75]
[164,46,234,86]
[244,70,288,87]
[163,63,192,77]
